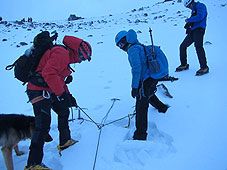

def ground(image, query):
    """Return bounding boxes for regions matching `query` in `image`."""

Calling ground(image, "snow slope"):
[0,0,227,170]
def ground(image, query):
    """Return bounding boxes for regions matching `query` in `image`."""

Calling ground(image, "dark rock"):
[68,14,83,21]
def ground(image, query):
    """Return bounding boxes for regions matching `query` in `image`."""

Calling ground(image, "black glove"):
[51,92,78,109]
[184,22,192,34]
[131,88,139,98]
[51,92,70,107]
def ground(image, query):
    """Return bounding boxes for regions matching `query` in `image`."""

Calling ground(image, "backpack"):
[138,28,168,80]
[142,44,169,80]
[5,31,58,86]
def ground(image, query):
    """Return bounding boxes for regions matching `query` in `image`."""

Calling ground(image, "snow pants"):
[180,28,208,69]
[133,78,166,140]
[26,90,71,166]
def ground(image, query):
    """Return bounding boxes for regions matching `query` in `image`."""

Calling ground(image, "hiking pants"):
[26,90,71,166]
[133,78,166,140]
[180,28,208,69]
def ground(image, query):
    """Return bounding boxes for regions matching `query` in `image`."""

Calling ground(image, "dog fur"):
[0,114,52,170]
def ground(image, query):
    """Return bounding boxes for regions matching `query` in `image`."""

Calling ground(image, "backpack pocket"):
[148,59,160,74]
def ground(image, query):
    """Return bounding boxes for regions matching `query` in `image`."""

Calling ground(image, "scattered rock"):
[68,14,83,21]
[131,9,136,12]
[2,38,7,42]
[19,42,28,46]
[138,7,144,11]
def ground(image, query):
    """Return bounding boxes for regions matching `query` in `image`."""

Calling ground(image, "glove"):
[51,92,78,110]
[51,92,71,110]
[131,88,139,98]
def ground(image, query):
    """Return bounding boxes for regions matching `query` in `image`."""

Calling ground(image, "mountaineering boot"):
[57,139,78,155]
[175,64,189,72]
[158,104,169,113]
[195,67,209,76]
[24,163,52,170]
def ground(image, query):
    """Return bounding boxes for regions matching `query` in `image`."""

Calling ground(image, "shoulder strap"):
[140,44,157,60]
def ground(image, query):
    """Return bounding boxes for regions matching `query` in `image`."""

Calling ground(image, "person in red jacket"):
[24,35,92,170]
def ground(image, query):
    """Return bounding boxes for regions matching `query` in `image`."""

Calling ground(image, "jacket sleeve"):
[188,3,207,23]
[128,46,142,89]
[42,48,70,96]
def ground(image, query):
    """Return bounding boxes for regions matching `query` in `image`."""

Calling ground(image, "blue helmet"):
[115,30,127,46]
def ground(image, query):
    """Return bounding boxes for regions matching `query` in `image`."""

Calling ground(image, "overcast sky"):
[1,0,154,21]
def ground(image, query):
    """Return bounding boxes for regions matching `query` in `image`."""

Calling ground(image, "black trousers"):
[180,28,208,69]
[133,78,166,140]
[26,90,71,166]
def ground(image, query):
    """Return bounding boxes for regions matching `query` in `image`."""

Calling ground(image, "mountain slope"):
[0,0,227,170]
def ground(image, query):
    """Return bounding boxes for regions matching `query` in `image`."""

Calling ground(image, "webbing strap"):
[30,96,45,104]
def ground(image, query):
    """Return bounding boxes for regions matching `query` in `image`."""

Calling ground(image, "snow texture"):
[0,0,227,170]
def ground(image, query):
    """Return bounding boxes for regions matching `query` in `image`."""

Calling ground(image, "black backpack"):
[5,31,58,86]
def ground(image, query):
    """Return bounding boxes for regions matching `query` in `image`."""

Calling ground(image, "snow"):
[1,0,227,170]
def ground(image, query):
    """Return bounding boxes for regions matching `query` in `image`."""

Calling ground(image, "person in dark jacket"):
[176,0,209,76]
[115,29,168,141]
[24,35,92,170]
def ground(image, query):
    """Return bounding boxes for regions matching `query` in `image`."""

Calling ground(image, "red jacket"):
[27,36,83,96]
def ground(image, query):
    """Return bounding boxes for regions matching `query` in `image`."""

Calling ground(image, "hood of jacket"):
[126,29,139,44]
[63,35,83,63]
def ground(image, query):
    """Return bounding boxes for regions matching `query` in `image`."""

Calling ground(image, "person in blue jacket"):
[115,29,168,140]
[176,0,209,76]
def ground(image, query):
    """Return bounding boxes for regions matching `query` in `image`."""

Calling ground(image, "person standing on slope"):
[24,34,92,170]
[176,0,209,76]
[115,29,168,141]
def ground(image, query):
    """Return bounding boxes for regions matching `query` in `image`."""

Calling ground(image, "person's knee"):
[35,114,51,131]
[58,107,69,116]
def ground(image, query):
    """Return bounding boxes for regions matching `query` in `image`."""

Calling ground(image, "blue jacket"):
[188,1,207,30]
[126,29,153,88]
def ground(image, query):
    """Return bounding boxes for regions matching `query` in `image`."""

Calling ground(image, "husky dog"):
[0,114,52,170]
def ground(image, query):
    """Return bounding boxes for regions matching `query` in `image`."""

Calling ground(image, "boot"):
[158,104,169,113]
[175,64,189,72]
[24,163,52,170]
[195,67,209,76]
[57,139,78,155]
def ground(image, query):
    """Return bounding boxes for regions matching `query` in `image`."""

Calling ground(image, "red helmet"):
[79,41,92,61]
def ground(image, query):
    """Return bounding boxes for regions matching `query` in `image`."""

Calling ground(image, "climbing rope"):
[70,98,136,170]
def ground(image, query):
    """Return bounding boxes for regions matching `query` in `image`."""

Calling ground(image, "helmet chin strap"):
[121,43,130,52]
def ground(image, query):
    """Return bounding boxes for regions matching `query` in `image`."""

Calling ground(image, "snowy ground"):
[0,0,227,170]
